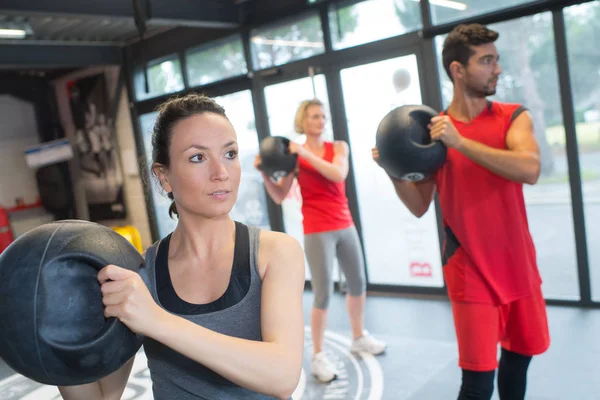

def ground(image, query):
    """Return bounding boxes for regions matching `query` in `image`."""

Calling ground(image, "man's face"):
[461,42,502,98]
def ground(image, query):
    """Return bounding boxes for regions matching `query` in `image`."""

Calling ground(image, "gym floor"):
[0,291,598,399]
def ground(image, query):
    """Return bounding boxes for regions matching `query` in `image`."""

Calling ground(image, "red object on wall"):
[7,196,42,212]
[0,207,15,255]
[410,261,432,277]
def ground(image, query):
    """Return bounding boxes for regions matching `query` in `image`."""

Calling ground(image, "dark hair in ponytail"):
[167,192,178,219]
[150,93,227,219]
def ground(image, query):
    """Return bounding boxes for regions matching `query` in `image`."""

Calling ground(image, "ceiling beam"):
[0,0,239,29]
[0,43,121,68]
[146,0,240,28]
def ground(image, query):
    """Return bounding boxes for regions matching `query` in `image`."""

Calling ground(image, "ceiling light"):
[0,20,33,39]
[0,28,27,39]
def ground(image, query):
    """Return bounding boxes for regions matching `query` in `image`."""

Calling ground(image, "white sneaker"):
[311,352,337,383]
[350,332,387,355]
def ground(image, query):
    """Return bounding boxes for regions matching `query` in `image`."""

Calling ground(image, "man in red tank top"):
[373,24,549,400]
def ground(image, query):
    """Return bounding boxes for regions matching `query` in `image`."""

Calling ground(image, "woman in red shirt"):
[255,99,386,383]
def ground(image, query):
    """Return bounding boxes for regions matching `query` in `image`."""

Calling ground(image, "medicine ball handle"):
[41,320,120,352]
[50,252,109,272]
[37,252,125,352]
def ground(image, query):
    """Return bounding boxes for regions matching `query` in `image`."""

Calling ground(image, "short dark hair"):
[442,24,499,82]
[151,93,227,218]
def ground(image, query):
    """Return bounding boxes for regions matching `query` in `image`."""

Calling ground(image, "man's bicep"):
[506,110,539,155]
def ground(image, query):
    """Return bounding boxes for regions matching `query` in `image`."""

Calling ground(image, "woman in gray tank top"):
[58,94,306,400]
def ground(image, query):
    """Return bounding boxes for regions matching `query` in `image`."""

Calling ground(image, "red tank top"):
[296,141,354,235]
[434,101,542,305]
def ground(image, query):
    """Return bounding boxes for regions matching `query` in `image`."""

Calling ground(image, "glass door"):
[340,54,444,287]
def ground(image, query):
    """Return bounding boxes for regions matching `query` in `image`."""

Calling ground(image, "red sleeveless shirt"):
[434,101,542,305]
[296,141,354,235]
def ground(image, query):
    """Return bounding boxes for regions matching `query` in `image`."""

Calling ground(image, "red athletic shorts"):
[451,285,550,371]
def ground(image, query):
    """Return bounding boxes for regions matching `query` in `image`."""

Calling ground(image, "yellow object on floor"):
[111,225,143,253]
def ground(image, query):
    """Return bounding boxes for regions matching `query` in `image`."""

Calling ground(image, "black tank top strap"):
[156,221,251,315]
[232,221,250,276]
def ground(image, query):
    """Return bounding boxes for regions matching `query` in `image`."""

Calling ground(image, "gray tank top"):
[139,225,279,400]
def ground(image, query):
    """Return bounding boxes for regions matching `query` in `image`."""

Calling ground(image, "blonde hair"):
[294,99,324,134]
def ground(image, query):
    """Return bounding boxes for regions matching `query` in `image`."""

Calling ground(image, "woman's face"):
[156,112,241,220]
[303,105,326,137]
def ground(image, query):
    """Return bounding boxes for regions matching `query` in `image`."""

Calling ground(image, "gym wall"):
[52,67,152,249]
[0,95,55,236]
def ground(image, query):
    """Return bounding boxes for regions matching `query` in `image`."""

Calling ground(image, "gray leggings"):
[304,226,366,309]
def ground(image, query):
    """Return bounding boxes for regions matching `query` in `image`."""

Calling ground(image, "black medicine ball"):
[376,105,447,181]
[0,220,145,386]
[258,136,298,179]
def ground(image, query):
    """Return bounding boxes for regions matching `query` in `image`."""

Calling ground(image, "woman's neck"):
[304,134,324,151]
[169,214,235,263]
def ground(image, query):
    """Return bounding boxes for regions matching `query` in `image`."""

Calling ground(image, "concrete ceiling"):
[0,0,244,69]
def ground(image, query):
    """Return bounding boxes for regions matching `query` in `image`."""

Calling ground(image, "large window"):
[329,0,422,50]
[435,13,580,300]
[186,36,248,87]
[430,0,537,25]
[134,55,185,101]
[250,13,325,70]
[565,1,600,300]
